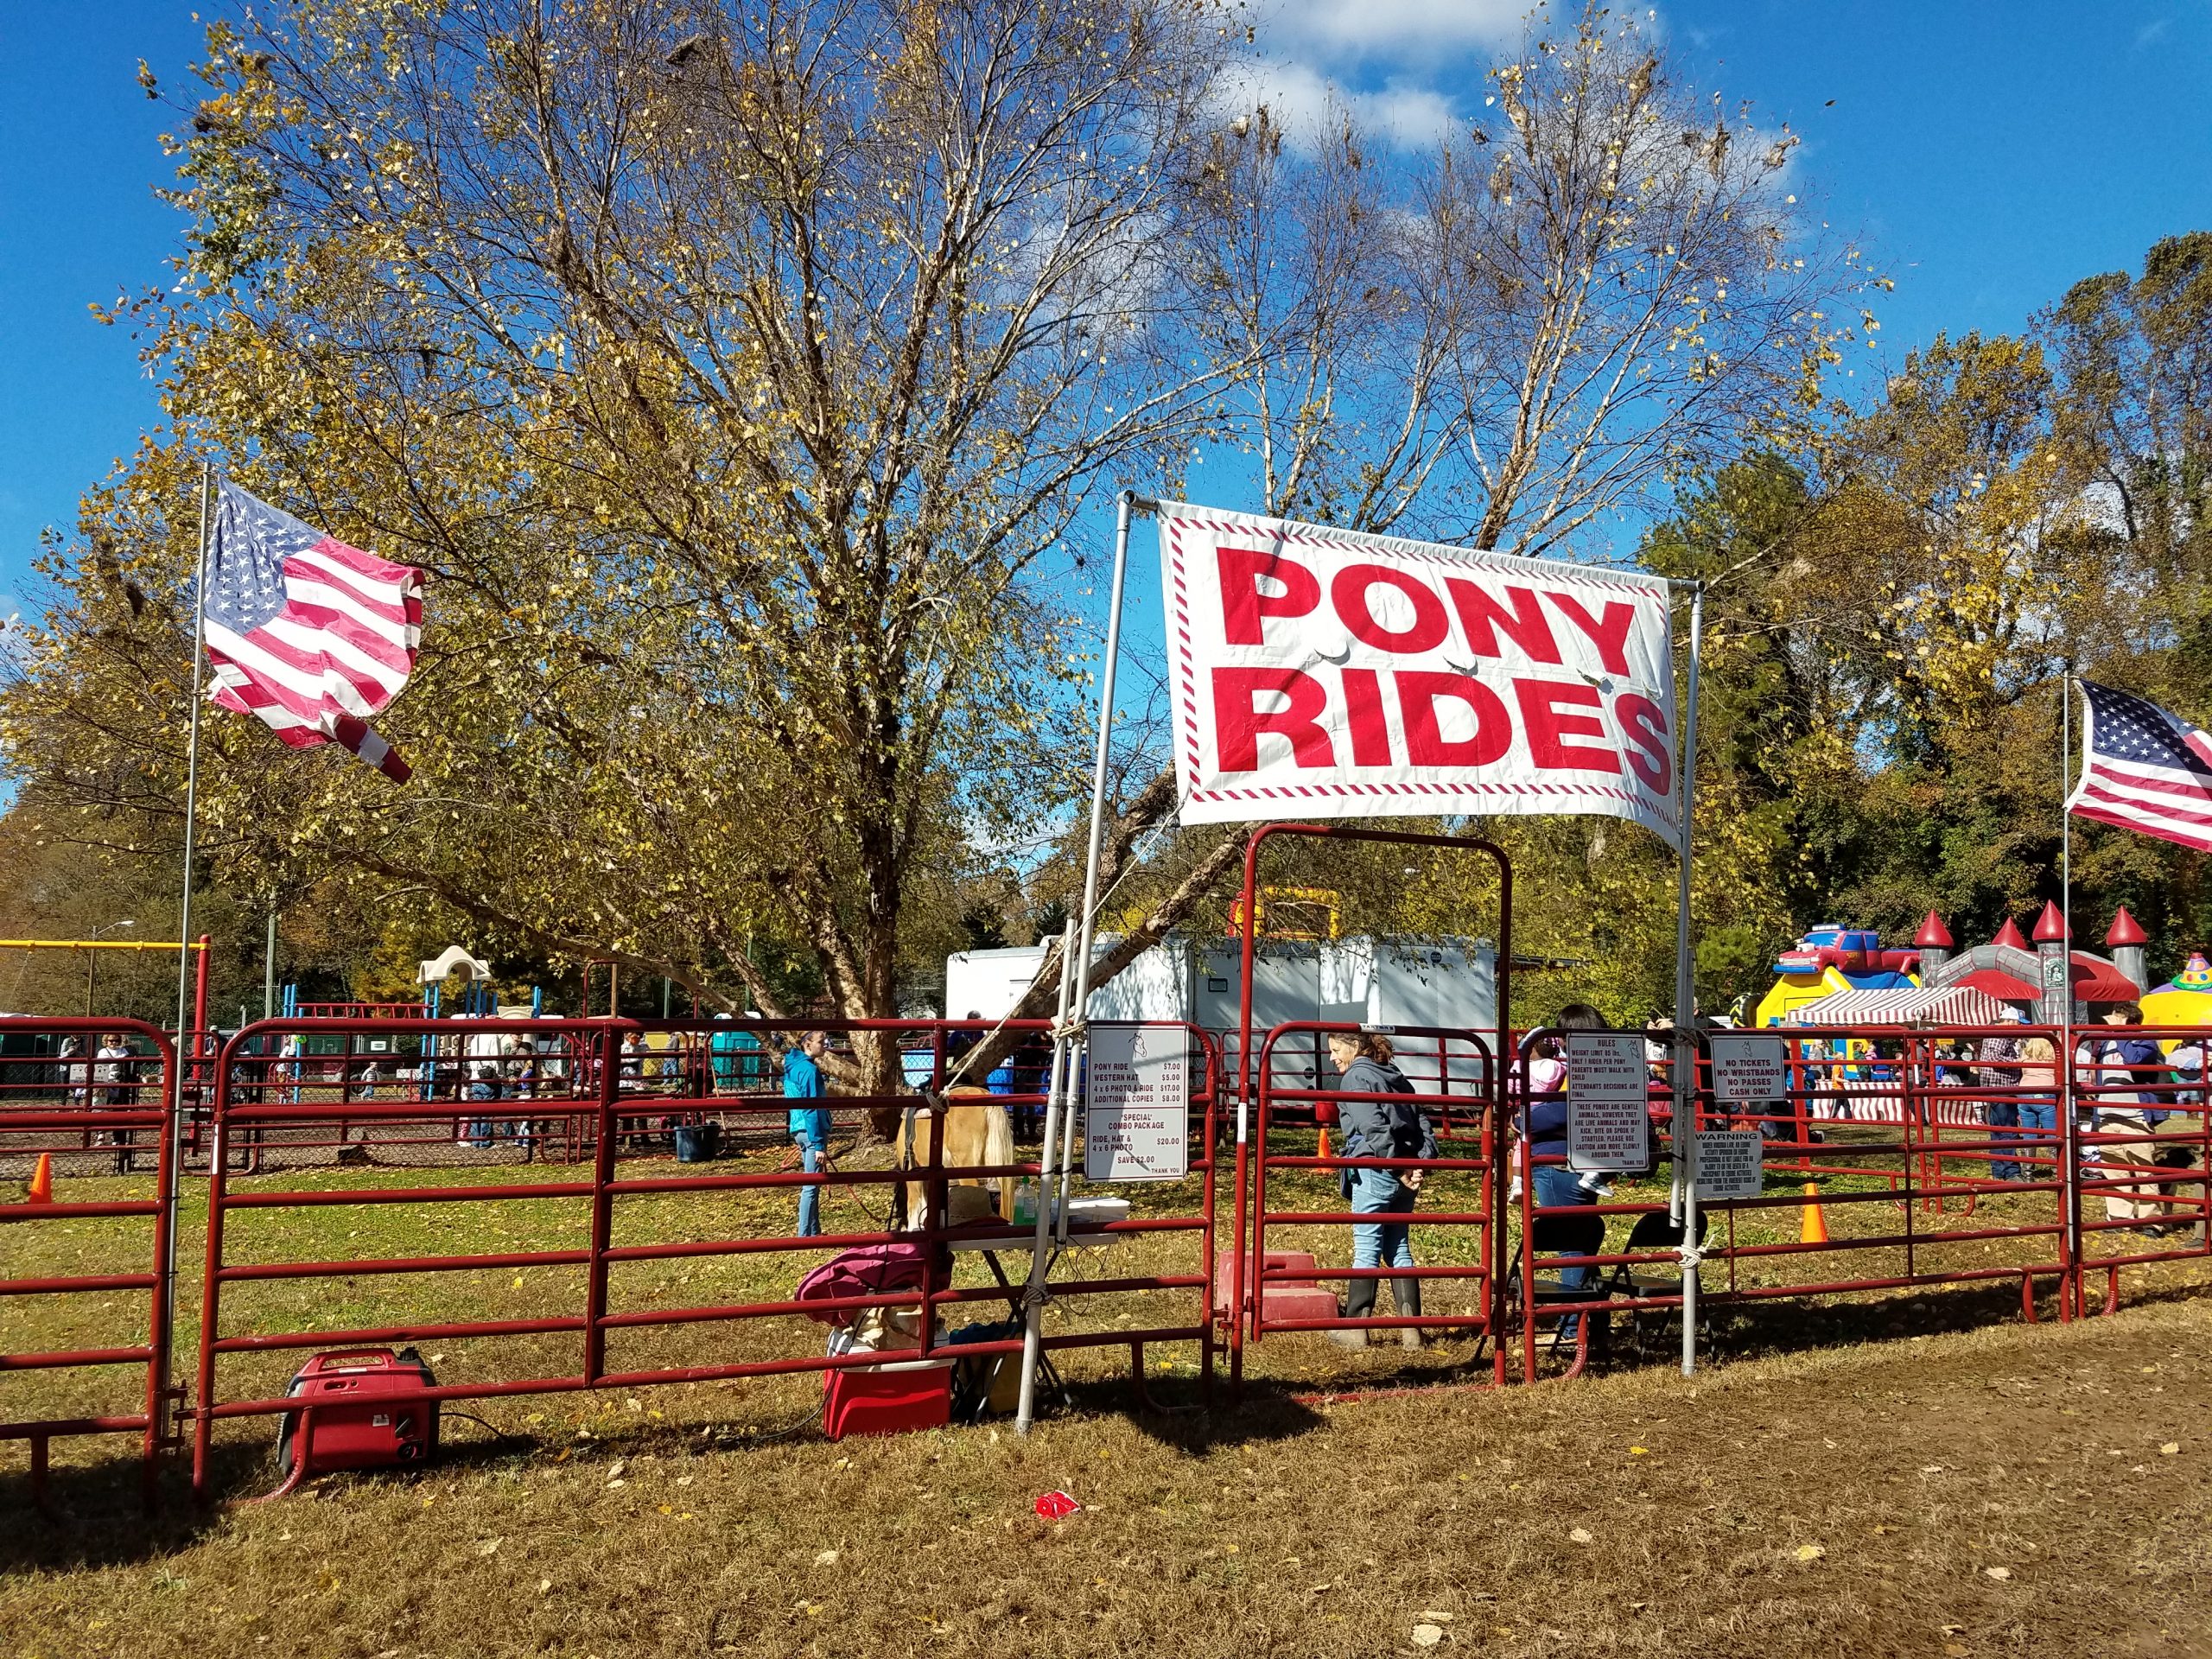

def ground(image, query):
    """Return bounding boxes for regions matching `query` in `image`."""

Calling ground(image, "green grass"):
[10,1116,2196,1482]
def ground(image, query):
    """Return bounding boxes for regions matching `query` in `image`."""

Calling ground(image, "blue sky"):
[1,0,2209,625]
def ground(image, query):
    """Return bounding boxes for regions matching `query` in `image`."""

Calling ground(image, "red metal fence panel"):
[190,1015,1221,1496]
[2070,1022,2211,1312]
[1,1016,181,1503]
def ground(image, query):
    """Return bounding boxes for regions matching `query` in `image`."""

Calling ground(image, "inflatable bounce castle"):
[1756,905,2156,1028]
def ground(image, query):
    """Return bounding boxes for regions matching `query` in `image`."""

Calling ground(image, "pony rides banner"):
[1157,503,1681,846]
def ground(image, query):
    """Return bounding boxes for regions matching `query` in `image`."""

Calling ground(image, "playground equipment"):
[0,935,210,1041]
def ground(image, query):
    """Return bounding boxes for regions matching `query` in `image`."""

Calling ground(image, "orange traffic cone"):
[26,1154,54,1205]
[1318,1127,1332,1160]
[1799,1180,1827,1245]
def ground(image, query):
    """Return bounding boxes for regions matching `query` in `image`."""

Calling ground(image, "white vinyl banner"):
[1159,503,1680,846]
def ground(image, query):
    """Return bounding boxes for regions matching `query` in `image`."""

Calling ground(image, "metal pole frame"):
[1015,489,1153,1433]
[1675,582,1705,1376]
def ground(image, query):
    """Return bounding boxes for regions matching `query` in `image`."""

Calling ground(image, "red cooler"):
[823,1358,952,1440]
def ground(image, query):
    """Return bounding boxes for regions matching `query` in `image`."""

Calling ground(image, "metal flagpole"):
[1675,582,1705,1377]
[2059,667,2079,1313]
[1015,489,1147,1433]
[162,461,215,1389]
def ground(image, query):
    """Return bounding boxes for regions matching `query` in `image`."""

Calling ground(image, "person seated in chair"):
[1516,1011,1605,1341]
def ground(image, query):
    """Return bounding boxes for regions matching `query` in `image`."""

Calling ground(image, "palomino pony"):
[890,1086,1017,1230]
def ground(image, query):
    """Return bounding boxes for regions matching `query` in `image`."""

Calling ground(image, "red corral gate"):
[0,1017,181,1503]
[1247,1020,1502,1370]
[1226,823,1513,1391]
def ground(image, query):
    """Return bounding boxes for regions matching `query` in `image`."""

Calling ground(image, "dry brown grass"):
[6,1281,2212,1658]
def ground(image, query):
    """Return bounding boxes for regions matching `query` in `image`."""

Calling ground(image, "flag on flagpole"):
[2067,679,2212,853]
[203,480,423,782]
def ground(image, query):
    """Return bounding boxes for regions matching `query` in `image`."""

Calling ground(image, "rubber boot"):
[1393,1276,1424,1348]
[1330,1274,1375,1347]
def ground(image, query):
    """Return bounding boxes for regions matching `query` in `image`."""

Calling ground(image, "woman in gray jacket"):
[1326,1030,1437,1349]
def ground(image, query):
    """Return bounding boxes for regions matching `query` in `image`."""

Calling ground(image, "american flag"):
[203,480,423,783]
[2067,680,2212,854]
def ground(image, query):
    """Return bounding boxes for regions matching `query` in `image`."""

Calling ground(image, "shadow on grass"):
[0,1416,555,1572]
[0,1442,251,1573]
[1057,1370,1330,1449]
[1572,1273,2212,1378]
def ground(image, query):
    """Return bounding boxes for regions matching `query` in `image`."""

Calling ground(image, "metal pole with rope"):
[1015,489,1150,1433]
[1674,582,1706,1376]
[2059,667,2081,1314]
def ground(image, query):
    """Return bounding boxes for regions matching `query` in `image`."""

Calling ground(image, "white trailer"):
[944,934,1497,1095]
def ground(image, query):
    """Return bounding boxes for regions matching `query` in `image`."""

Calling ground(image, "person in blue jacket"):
[784,1031,833,1237]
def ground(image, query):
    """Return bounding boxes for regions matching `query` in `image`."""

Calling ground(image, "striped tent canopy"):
[1789,984,2020,1027]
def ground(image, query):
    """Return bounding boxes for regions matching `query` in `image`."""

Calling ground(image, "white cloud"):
[1260,0,1529,55]
[1209,58,1463,150]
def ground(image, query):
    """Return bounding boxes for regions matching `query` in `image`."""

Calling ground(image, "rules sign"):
[1565,1032,1649,1173]
[1085,1023,1190,1182]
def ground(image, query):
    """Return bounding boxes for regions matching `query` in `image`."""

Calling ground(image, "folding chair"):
[1603,1209,1711,1360]
[1509,1209,1609,1377]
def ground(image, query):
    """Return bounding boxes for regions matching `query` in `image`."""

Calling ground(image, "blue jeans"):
[1531,1166,1597,1294]
[1986,1100,2022,1181]
[795,1134,824,1237]
[2006,1098,2056,1181]
[465,1080,495,1147]
[1350,1166,1417,1273]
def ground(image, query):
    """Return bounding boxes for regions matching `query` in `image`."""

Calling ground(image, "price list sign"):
[1565,1032,1649,1173]
[1084,1023,1190,1181]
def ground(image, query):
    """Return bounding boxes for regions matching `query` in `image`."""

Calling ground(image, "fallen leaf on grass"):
[538,1580,553,1595]
[1794,1544,1826,1563]
[814,1549,839,1567]
[1418,1611,1454,1623]
[2160,1442,2180,1455]
[1569,1528,1593,1545]
[1629,1446,1649,1455]
[478,1538,502,1556]
[1411,1625,1446,1648]
[1984,1567,2012,1581]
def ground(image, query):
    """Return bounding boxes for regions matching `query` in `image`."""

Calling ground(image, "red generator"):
[277,1348,440,1476]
